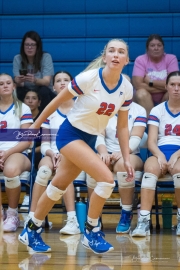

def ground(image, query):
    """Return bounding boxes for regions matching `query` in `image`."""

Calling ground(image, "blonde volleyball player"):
[19,39,134,254]
[0,73,33,232]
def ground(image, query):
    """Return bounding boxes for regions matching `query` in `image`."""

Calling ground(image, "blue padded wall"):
[0,1,180,78]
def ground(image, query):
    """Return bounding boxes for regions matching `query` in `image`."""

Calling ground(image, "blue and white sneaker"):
[82,229,114,254]
[18,226,51,253]
[116,209,133,233]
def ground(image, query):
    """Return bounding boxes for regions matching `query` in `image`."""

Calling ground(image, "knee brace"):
[4,176,20,189]
[173,173,180,188]
[94,181,115,199]
[86,174,97,189]
[117,172,135,188]
[141,172,157,190]
[46,182,67,201]
[35,166,52,187]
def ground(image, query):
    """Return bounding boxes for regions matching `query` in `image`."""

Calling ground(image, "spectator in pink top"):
[132,34,179,116]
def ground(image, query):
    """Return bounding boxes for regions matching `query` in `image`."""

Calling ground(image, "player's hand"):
[110,151,122,162]
[0,150,9,164]
[123,160,135,182]
[167,152,179,173]
[157,153,168,175]
[100,153,111,166]
[53,153,62,169]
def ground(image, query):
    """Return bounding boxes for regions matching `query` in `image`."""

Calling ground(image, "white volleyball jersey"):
[0,103,33,151]
[41,109,67,153]
[104,102,147,154]
[148,101,180,146]
[67,68,133,135]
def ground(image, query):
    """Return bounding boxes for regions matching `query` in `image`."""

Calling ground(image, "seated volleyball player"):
[26,71,80,234]
[132,71,180,237]
[0,73,33,232]
[87,101,147,233]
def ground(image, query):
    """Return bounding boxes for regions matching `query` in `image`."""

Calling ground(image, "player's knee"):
[4,176,20,189]
[35,166,52,187]
[46,182,67,201]
[94,181,115,199]
[117,172,135,188]
[86,174,97,189]
[173,173,180,188]
[141,172,157,190]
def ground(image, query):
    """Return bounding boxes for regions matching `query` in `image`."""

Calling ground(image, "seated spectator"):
[132,34,179,116]
[25,71,81,234]
[132,71,180,237]
[87,93,147,233]
[20,89,42,210]
[0,73,33,232]
[13,30,56,111]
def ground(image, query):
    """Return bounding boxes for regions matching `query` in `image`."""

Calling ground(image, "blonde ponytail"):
[13,89,22,119]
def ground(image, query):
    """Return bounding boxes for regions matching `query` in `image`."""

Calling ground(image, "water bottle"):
[75,187,87,233]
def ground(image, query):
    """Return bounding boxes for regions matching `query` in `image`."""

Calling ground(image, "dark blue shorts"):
[56,118,97,152]
[158,144,180,162]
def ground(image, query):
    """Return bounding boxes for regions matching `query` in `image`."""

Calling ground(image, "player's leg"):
[114,154,143,233]
[3,153,31,232]
[132,156,161,237]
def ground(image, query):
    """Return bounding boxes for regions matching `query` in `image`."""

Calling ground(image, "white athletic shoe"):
[59,216,80,235]
[131,215,150,237]
[176,212,180,236]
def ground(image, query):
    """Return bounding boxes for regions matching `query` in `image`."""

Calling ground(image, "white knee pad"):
[94,181,115,199]
[46,182,67,201]
[4,176,20,189]
[86,174,97,189]
[35,166,52,187]
[173,173,180,188]
[141,172,157,190]
[117,172,135,188]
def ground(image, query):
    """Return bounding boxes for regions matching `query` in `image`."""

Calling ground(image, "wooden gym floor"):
[1,192,180,269]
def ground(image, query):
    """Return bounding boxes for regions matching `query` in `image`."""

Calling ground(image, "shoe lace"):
[31,228,47,247]
[91,230,105,243]
[65,217,77,226]
[136,218,148,229]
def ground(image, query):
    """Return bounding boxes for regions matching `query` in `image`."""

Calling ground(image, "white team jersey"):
[67,68,133,135]
[41,109,67,153]
[0,103,33,151]
[148,101,180,146]
[104,102,147,154]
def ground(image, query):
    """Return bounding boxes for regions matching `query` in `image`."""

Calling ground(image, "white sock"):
[32,216,43,227]
[29,211,34,219]
[87,216,98,227]
[140,210,150,216]
[122,204,132,212]
[8,207,18,213]
[67,211,76,219]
